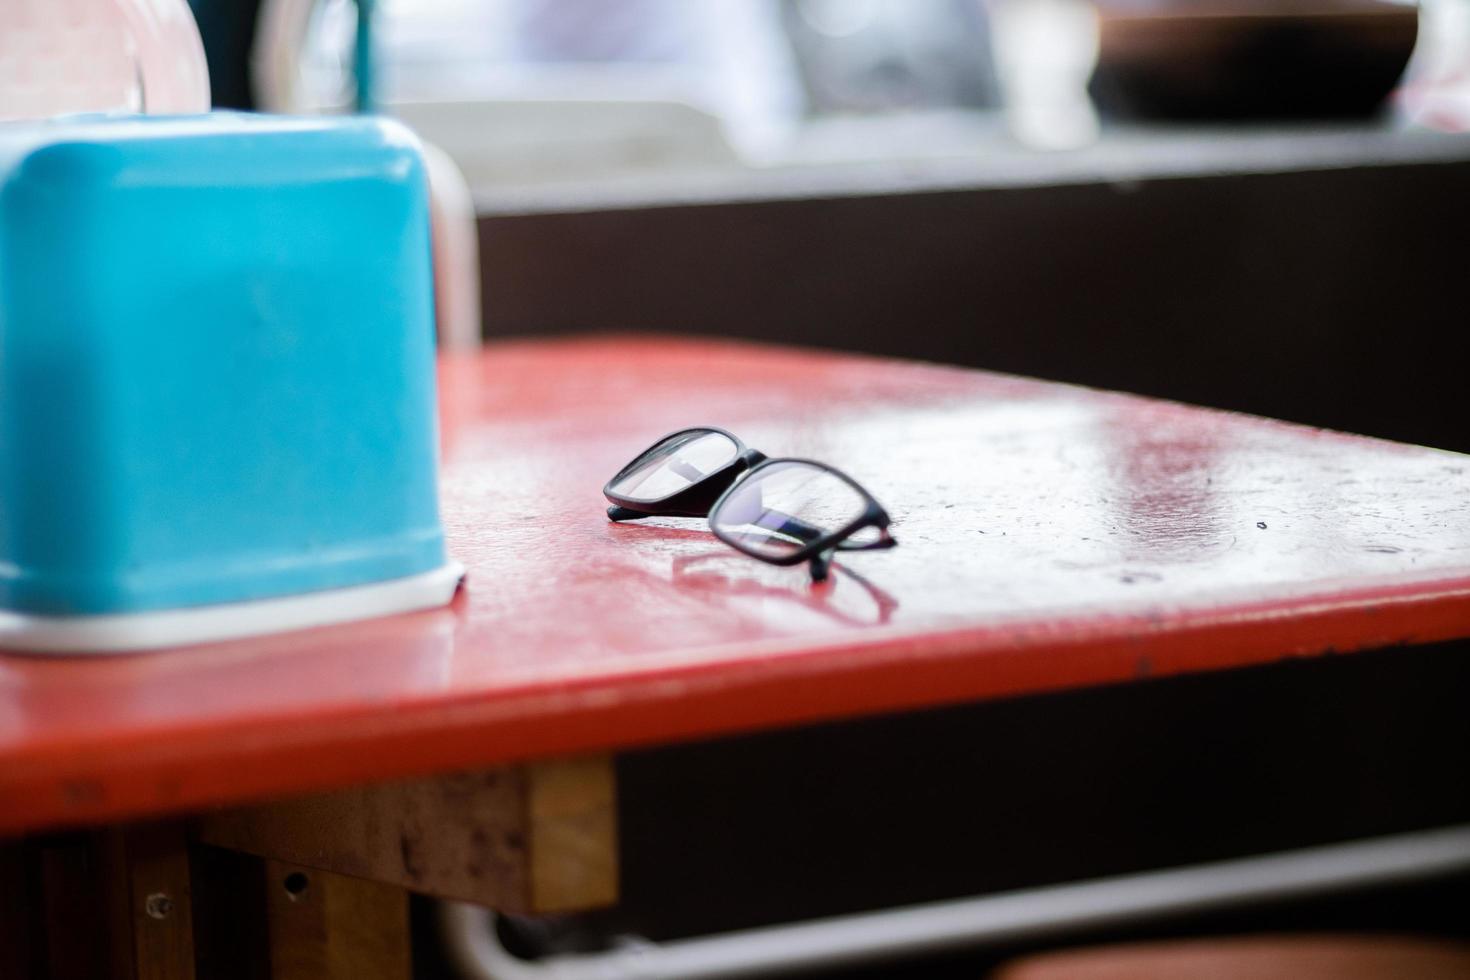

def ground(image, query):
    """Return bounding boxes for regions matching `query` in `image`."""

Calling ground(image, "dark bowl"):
[1089,2,1420,121]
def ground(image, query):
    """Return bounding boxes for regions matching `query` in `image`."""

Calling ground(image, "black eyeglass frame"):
[603,427,766,521]
[603,427,896,581]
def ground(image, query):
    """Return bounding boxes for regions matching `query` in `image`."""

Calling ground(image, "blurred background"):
[160,3,1470,976]
[186,0,1470,456]
[195,0,1469,173]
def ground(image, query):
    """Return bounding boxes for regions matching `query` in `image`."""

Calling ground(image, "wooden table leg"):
[8,825,197,980]
[262,860,410,980]
[6,757,617,979]
[199,756,618,915]
[116,825,197,980]
[13,823,413,980]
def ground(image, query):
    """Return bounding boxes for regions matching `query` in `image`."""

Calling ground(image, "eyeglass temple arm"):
[809,526,894,583]
[768,515,896,551]
[753,517,837,582]
[759,512,827,544]
[835,526,897,551]
[751,513,895,559]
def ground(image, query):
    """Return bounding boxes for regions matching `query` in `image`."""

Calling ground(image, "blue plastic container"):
[0,114,461,653]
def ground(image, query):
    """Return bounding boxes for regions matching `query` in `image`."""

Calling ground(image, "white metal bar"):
[442,823,1470,980]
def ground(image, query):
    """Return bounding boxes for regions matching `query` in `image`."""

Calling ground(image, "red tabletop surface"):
[4,336,1470,835]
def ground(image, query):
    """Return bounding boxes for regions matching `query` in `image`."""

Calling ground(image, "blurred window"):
[284,0,1009,181]
[274,0,1459,187]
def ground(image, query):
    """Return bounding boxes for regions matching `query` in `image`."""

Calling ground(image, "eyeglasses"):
[603,427,896,582]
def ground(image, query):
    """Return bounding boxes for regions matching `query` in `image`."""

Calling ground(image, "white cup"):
[0,0,210,122]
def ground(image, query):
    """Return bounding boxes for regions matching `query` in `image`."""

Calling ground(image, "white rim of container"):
[0,561,464,656]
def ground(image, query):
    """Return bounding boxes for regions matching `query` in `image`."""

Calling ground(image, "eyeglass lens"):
[711,461,867,557]
[608,430,739,502]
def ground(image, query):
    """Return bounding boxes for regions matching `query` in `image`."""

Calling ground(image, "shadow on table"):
[670,551,899,628]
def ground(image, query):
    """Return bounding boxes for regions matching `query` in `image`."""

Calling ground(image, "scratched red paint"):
[3,336,1470,834]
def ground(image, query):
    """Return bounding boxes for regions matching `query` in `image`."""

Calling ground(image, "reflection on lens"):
[609,430,739,502]
[711,461,866,558]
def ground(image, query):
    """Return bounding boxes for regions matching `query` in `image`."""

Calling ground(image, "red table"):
[6,336,1470,979]
[5,336,1470,837]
